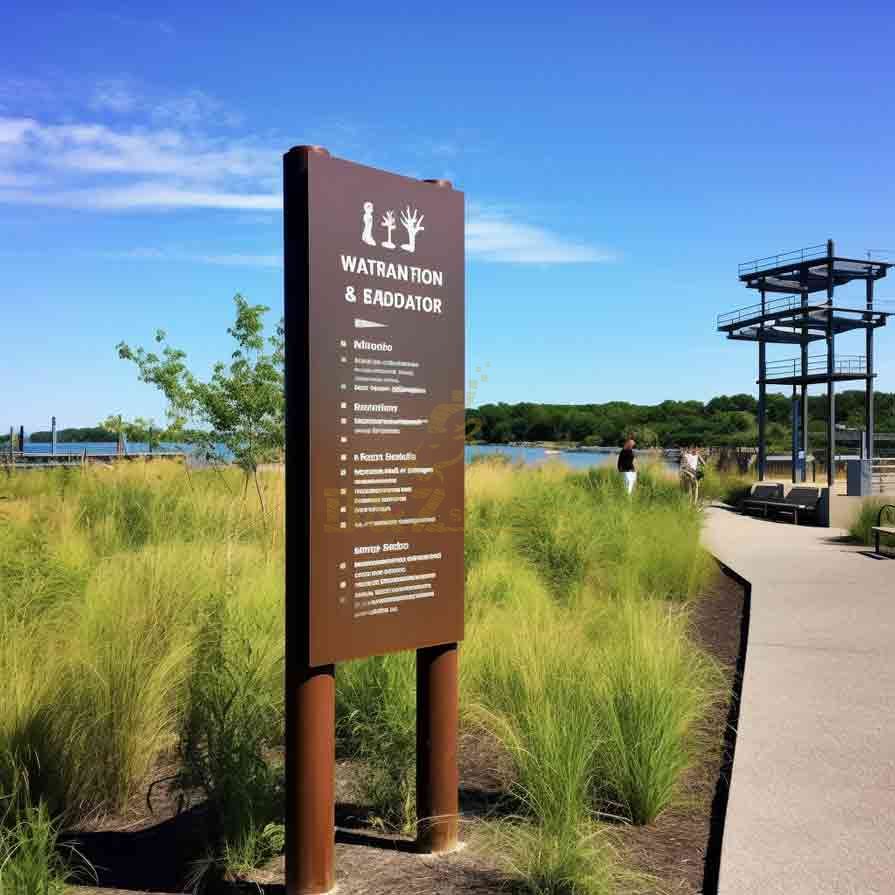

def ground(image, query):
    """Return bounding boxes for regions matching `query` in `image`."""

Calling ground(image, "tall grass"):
[1,456,717,892]
[0,762,92,894]
[178,554,285,867]
[461,459,718,892]
[588,596,721,824]
[336,653,417,832]
[0,461,284,879]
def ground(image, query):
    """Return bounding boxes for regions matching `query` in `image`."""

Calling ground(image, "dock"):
[0,450,188,470]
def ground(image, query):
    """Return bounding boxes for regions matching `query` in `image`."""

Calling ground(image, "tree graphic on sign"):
[380,210,397,249]
[400,206,425,253]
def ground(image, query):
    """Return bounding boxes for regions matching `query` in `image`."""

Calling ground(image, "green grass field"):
[0,458,721,893]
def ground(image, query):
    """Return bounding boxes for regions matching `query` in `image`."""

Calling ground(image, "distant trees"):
[466,391,895,448]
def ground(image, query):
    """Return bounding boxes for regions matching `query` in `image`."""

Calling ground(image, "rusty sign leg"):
[416,642,459,853]
[287,662,335,894]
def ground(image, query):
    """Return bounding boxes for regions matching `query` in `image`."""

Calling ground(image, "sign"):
[285,148,465,666]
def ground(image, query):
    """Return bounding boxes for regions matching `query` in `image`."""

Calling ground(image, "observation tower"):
[717,239,891,488]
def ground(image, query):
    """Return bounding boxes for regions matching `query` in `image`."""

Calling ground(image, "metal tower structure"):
[717,239,892,487]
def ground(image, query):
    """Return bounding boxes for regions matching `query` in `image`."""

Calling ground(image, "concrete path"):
[703,507,895,895]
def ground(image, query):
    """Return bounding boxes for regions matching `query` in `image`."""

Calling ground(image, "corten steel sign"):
[284,146,464,894]
[286,148,465,665]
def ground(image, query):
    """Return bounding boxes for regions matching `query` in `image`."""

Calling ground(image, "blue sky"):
[2,2,894,432]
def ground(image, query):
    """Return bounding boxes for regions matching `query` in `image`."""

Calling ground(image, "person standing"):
[680,445,705,504]
[618,438,637,495]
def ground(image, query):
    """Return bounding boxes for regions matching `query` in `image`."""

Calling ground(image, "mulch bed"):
[67,568,748,895]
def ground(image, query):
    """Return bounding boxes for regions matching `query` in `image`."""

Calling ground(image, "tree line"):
[466,392,895,448]
[5,296,893,459]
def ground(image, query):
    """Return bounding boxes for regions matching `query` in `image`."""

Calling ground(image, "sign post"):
[283,146,465,894]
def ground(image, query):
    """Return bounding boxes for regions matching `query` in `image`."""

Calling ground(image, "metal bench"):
[741,483,785,517]
[871,505,895,557]
[762,486,822,525]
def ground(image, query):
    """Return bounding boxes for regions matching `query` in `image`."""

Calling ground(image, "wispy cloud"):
[0,114,279,209]
[152,89,242,127]
[90,80,138,114]
[0,99,614,264]
[102,247,281,267]
[467,205,615,264]
[1,182,281,211]
[109,14,175,37]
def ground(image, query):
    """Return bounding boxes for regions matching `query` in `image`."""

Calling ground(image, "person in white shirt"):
[680,445,705,504]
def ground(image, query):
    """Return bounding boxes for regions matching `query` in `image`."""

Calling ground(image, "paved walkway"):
[703,507,895,895]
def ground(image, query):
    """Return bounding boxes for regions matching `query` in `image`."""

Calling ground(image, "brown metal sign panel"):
[284,148,465,667]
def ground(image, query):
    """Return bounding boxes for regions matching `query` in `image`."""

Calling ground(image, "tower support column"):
[826,239,835,488]
[757,288,767,481]
[866,278,875,463]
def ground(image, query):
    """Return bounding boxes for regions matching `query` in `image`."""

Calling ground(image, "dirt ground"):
[67,568,747,895]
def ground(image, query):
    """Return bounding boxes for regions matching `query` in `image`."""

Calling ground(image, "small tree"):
[116,295,284,508]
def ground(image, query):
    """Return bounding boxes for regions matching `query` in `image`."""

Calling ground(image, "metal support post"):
[800,286,809,483]
[287,662,336,894]
[826,239,835,487]
[866,277,875,463]
[284,144,336,895]
[416,642,459,853]
[757,288,767,481]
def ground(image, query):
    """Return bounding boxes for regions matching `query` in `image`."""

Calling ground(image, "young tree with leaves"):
[116,295,285,508]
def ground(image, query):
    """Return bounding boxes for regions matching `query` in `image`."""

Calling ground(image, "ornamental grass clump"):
[848,498,893,546]
[177,552,285,873]
[464,580,649,895]
[61,549,198,813]
[589,596,722,825]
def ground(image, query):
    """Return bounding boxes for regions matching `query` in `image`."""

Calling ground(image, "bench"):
[872,505,895,557]
[761,486,822,525]
[741,483,785,517]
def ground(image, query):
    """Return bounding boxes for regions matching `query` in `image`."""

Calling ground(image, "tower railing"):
[737,243,828,276]
[763,355,866,379]
[717,293,813,329]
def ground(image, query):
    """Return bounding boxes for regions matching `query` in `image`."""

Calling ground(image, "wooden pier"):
[1,450,188,470]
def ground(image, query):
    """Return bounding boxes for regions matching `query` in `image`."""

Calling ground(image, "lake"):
[20,442,667,471]
[465,444,664,470]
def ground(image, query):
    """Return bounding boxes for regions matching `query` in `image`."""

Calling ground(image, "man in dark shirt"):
[617,438,636,494]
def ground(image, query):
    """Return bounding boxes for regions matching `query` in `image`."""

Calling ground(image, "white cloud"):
[467,206,615,264]
[0,181,280,211]
[0,107,615,265]
[0,117,34,144]
[102,247,281,267]
[0,114,279,210]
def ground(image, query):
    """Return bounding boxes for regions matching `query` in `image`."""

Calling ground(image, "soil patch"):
[66,568,748,895]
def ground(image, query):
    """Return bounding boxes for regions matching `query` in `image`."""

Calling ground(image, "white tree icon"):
[381,210,397,249]
[400,206,425,253]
